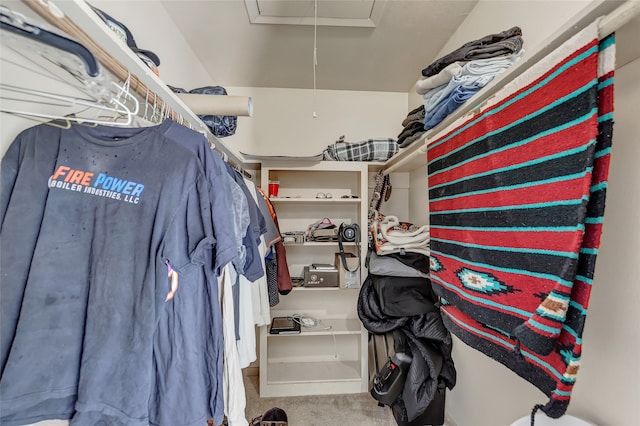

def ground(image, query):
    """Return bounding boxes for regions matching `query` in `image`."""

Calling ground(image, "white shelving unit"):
[259,161,369,397]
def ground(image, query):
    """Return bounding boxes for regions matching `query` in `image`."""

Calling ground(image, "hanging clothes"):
[220,263,249,426]
[0,122,214,425]
[151,120,240,426]
[255,187,293,301]
[252,187,282,324]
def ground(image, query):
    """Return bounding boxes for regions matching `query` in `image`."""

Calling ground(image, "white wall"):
[222,86,407,158]
[369,171,411,223]
[404,1,640,424]
[408,164,429,226]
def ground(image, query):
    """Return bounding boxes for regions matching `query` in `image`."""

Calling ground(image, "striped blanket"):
[427,21,615,418]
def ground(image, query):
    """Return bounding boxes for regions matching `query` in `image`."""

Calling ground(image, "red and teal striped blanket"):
[427,22,615,418]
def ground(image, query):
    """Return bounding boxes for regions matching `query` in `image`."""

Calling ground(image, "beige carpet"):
[244,375,397,426]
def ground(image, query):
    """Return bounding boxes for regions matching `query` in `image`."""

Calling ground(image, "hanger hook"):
[143,87,149,120]
[161,102,167,121]
[150,93,158,122]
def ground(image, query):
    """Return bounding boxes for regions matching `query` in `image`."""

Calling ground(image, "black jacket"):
[358,274,456,422]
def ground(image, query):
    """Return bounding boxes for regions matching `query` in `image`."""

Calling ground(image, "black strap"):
[338,223,360,272]
[371,332,392,373]
[368,171,391,250]
[371,333,379,372]
[530,404,544,426]
[383,332,390,359]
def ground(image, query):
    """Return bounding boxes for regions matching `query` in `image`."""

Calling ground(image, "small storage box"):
[281,231,305,244]
[334,253,360,288]
[303,265,339,287]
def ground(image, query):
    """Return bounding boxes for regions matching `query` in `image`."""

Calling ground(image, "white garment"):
[220,264,248,426]
[235,177,271,369]
[251,234,271,327]
[415,61,465,95]
[243,177,271,327]
[236,271,257,369]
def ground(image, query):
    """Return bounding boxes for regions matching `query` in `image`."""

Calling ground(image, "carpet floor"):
[244,375,397,426]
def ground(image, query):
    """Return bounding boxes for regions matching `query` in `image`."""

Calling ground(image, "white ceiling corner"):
[244,0,386,27]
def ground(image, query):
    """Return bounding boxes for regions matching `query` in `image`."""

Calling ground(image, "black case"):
[369,331,411,406]
[391,384,446,426]
[369,331,446,426]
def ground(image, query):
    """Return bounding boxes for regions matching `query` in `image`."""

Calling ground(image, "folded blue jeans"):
[424,85,481,130]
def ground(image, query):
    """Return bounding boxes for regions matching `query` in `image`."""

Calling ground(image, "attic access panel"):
[245,0,385,27]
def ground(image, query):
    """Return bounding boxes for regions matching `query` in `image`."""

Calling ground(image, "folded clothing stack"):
[323,135,398,162]
[397,105,427,148]
[421,49,523,130]
[370,214,430,257]
[398,26,524,144]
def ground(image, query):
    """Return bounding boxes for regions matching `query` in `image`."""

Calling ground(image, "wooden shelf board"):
[266,360,361,384]
[284,241,357,247]
[267,318,362,336]
[269,197,361,203]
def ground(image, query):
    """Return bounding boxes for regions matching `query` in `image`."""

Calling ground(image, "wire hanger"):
[0,5,141,127]
[2,111,72,129]
[0,81,138,127]
[0,6,99,77]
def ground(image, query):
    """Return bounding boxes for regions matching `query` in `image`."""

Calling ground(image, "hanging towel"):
[427,21,615,419]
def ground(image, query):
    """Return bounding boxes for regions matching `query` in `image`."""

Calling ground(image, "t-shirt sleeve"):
[255,188,281,250]
[207,152,243,275]
[160,173,215,275]
[1,134,21,226]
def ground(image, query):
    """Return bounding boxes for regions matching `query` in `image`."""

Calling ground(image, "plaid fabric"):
[324,135,398,162]
[427,23,615,418]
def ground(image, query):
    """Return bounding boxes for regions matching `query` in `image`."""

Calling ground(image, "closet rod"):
[176,93,253,117]
[382,0,640,176]
[598,0,640,39]
[22,0,251,179]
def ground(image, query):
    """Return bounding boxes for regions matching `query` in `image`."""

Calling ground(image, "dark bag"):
[168,85,238,137]
[368,331,412,407]
[250,407,288,426]
[370,274,438,317]
[306,218,338,242]
[391,383,446,426]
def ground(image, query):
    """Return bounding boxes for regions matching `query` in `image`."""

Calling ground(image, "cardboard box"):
[303,265,339,287]
[334,253,361,288]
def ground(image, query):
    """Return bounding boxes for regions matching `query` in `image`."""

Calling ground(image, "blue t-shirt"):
[225,163,266,282]
[0,122,213,426]
[151,120,229,426]
[162,120,239,273]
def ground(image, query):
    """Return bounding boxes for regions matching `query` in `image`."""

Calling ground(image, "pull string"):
[312,0,317,118]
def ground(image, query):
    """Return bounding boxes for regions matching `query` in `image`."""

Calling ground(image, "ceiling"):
[160,0,478,92]
[244,0,385,27]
